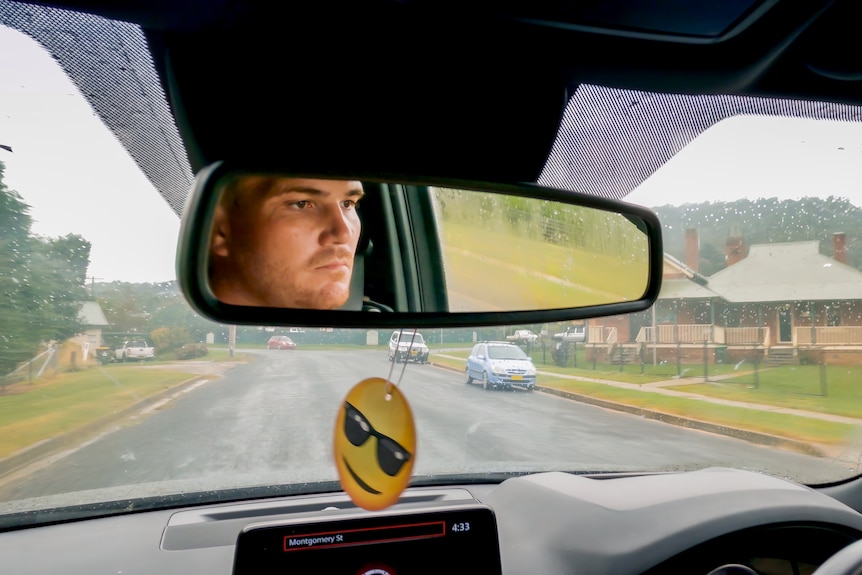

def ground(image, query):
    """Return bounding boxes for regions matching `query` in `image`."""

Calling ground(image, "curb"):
[535,386,826,457]
[429,361,825,457]
[0,375,210,482]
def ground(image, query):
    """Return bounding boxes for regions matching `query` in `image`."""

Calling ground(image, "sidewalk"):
[536,368,862,426]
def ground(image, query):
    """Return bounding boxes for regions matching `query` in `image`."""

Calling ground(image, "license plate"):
[511,375,523,381]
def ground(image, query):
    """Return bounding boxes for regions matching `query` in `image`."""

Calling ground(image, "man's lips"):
[315,260,351,271]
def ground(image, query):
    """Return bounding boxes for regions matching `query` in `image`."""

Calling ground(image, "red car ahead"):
[266,336,296,350]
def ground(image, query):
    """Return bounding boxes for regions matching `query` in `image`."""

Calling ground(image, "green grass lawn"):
[667,365,862,419]
[428,351,858,445]
[153,347,253,362]
[0,366,198,459]
[441,220,648,292]
[443,250,620,310]
[545,377,855,445]
[440,221,648,310]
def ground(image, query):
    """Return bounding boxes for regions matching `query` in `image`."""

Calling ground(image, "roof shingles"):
[705,241,862,303]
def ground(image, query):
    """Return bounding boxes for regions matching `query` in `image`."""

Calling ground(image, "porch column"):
[758,304,764,346]
[809,301,816,345]
[710,300,715,342]
[651,303,657,366]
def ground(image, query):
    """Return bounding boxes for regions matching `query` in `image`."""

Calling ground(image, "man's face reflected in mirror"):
[209,176,364,309]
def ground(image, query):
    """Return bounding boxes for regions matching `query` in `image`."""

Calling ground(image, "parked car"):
[266,336,297,350]
[465,341,537,391]
[553,326,586,343]
[9,2,862,575]
[505,329,539,344]
[114,340,155,362]
[388,330,430,363]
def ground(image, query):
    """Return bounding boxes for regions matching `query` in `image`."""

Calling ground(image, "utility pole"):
[229,325,236,357]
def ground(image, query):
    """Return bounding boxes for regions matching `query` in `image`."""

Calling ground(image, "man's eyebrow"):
[274,186,365,198]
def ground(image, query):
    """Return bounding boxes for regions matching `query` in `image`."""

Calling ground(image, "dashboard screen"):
[233,506,502,575]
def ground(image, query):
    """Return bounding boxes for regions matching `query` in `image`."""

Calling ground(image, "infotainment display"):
[232,505,502,575]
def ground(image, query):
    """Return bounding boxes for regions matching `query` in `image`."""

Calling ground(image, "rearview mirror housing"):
[177,162,663,328]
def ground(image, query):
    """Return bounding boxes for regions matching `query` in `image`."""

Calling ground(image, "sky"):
[626,115,862,208]
[2,25,862,284]
[0,26,180,284]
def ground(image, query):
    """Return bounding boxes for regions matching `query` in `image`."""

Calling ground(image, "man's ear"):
[210,204,230,258]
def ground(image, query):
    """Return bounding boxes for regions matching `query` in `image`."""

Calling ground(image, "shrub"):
[177,343,208,360]
[151,326,191,355]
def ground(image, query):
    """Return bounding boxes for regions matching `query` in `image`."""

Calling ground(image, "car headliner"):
[2,0,860,213]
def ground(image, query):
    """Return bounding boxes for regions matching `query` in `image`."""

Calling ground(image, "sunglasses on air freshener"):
[343,401,412,476]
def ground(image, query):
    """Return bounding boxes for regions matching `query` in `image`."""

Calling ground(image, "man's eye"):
[343,199,359,209]
[289,200,311,209]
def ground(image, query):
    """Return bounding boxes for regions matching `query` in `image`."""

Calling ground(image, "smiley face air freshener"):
[334,376,416,511]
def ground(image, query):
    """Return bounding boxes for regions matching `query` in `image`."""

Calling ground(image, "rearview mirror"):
[177,163,663,327]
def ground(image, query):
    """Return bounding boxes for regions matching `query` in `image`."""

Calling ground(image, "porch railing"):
[636,325,769,345]
[725,327,770,346]
[634,325,862,346]
[638,324,717,344]
[588,326,617,345]
[796,326,862,345]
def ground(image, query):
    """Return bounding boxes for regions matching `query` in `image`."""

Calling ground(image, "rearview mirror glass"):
[433,187,652,312]
[177,164,663,327]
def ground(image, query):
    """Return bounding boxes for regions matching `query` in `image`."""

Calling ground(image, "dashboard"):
[3,467,862,575]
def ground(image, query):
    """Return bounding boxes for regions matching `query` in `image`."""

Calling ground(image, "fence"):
[1,346,59,390]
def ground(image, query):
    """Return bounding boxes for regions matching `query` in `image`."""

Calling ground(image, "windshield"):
[4,16,862,526]
[487,346,529,360]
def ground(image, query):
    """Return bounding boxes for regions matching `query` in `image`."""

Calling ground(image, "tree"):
[94,279,223,348]
[0,161,91,375]
[654,197,862,274]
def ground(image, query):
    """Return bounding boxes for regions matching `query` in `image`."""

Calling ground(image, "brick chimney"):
[725,235,745,266]
[833,232,847,264]
[684,228,699,272]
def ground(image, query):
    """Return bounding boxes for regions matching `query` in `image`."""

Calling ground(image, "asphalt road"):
[0,349,840,501]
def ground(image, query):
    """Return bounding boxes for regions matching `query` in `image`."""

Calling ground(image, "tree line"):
[432,187,647,261]
[653,196,862,276]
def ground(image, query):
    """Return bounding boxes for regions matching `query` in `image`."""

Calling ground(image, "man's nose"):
[322,205,355,243]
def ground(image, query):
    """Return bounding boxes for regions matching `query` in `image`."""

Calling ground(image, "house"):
[587,230,862,365]
[68,301,110,361]
[585,251,713,348]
